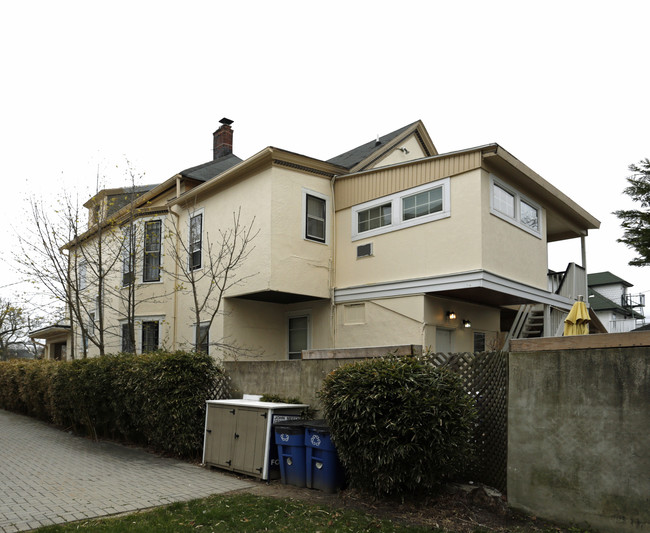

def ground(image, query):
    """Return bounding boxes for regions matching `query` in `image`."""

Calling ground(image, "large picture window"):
[352,179,450,241]
[143,220,162,282]
[490,176,542,237]
[189,213,202,270]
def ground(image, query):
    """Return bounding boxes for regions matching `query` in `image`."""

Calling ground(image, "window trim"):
[78,260,88,290]
[351,179,451,241]
[120,316,164,354]
[141,320,160,353]
[122,226,135,287]
[194,321,210,354]
[489,175,542,238]
[143,219,163,283]
[189,210,203,271]
[287,311,311,360]
[302,189,329,244]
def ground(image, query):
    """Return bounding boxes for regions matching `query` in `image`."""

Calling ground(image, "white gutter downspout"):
[581,234,588,306]
[170,203,181,349]
[330,174,338,348]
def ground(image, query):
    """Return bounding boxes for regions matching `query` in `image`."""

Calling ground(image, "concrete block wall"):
[223,358,358,411]
[508,347,650,533]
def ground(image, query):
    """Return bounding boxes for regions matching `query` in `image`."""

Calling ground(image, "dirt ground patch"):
[236,477,579,533]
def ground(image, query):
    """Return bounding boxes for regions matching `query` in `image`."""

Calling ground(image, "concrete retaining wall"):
[508,346,650,533]
[223,358,360,411]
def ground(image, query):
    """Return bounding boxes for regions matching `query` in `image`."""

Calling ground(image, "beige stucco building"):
[32,119,601,360]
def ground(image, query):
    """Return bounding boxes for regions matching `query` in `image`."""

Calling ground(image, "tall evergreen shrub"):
[319,354,476,497]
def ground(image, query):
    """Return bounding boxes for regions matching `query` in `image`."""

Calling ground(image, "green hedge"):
[319,353,477,497]
[0,351,229,458]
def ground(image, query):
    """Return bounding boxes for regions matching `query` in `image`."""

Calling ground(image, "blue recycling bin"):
[304,420,345,493]
[274,421,306,487]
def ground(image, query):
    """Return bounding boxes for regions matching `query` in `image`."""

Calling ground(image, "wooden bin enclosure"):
[202,399,308,480]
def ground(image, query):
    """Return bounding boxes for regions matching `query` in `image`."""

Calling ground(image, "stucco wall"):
[480,169,548,290]
[335,169,483,288]
[508,347,650,533]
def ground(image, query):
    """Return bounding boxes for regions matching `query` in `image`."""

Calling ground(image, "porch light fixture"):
[446,311,457,320]
[463,320,472,328]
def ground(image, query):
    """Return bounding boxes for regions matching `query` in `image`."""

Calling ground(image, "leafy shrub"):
[0,351,229,458]
[319,353,476,497]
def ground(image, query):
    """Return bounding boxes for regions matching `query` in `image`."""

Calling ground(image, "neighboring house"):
[587,272,645,333]
[28,323,71,360]
[31,118,602,360]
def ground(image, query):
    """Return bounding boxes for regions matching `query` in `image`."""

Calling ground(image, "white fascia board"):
[334,270,574,310]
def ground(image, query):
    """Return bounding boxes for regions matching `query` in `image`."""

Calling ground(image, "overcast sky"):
[1,1,649,317]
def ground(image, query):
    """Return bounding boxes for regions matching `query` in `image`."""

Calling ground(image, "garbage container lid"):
[304,419,329,431]
[275,419,307,434]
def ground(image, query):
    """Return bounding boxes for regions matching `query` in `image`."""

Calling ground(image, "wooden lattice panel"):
[428,351,508,492]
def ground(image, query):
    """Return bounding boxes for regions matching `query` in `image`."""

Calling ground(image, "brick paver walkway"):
[0,409,252,532]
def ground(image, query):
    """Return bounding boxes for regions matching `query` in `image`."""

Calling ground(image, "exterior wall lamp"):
[446,311,457,320]
[463,320,472,328]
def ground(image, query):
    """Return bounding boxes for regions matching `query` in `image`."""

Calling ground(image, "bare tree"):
[0,299,27,361]
[168,207,258,356]
[16,170,150,357]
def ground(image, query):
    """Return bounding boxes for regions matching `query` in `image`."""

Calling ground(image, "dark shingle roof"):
[326,122,418,170]
[588,271,632,287]
[179,153,243,182]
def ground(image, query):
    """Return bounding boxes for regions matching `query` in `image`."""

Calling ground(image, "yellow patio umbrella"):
[563,299,590,336]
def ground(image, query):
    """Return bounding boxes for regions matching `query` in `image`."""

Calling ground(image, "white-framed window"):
[351,179,451,241]
[143,220,162,282]
[120,316,164,354]
[288,313,310,360]
[189,211,203,271]
[121,323,135,352]
[122,226,135,287]
[78,260,88,290]
[142,320,160,353]
[194,322,209,354]
[302,189,329,244]
[490,175,542,237]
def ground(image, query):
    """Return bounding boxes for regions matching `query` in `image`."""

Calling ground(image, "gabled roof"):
[179,154,243,181]
[178,153,244,182]
[326,120,437,172]
[588,271,633,287]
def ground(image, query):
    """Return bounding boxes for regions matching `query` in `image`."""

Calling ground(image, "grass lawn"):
[33,493,438,533]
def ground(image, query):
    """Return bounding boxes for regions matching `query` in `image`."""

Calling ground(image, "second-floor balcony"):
[622,293,645,309]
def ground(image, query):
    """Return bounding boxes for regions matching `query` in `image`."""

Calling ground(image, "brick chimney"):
[213,118,234,160]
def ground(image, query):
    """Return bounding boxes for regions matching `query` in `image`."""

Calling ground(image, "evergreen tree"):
[614,158,650,266]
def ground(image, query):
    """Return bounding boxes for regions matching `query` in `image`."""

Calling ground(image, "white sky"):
[1,0,649,317]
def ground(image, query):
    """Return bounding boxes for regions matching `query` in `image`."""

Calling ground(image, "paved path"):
[0,410,252,532]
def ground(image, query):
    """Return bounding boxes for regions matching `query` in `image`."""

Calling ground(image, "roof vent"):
[357,243,373,258]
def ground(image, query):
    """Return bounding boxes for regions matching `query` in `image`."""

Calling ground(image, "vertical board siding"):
[335,152,482,210]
